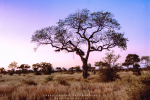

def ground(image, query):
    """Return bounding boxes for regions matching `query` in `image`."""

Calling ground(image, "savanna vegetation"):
[1,70,150,100]
[0,52,150,100]
[0,9,150,100]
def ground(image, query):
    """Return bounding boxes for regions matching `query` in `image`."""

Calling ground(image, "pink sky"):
[0,0,150,69]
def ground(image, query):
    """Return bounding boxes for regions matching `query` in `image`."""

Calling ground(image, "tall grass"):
[0,71,149,100]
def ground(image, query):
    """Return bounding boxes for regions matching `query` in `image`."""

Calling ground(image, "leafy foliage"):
[123,54,140,69]
[133,64,141,76]
[141,56,150,70]
[98,67,120,82]
[96,51,121,82]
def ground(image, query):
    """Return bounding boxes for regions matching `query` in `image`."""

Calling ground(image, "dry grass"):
[0,71,150,100]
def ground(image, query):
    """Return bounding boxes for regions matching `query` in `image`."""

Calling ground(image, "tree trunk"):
[82,59,88,79]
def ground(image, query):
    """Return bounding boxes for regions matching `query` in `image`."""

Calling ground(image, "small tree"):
[17,64,30,74]
[141,56,150,70]
[95,51,120,82]
[31,9,128,79]
[123,54,140,71]
[0,67,5,73]
[32,63,41,72]
[8,61,18,72]
[40,62,52,74]
[62,67,67,72]
[68,67,75,74]
[56,67,62,73]
[74,66,82,73]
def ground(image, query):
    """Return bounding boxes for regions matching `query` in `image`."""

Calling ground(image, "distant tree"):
[123,54,140,70]
[56,67,62,72]
[8,61,18,71]
[103,50,120,67]
[17,64,30,74]
[68,67,75,74]
[39,62,53,74]
[95,61,109,68]
[87,63,92,71]
[141,56,150,70]
[74,66,82,72]
[62,67,67,72]
[95,50,120,68]
[0,67,5,73]
[32,63,41,72]
[31,9,128,78]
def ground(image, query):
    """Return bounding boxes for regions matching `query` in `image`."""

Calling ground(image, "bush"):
[56,76,70,86]
[133,64,141,76]
[9,72,14,76]
[34,72,42,75]
[45,75,54,81]
[21,79,37,85]
[98,67,120,82]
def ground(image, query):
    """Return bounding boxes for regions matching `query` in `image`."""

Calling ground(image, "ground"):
[0,71,150,100]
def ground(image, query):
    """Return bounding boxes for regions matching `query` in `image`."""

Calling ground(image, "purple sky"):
[0,0,150,69]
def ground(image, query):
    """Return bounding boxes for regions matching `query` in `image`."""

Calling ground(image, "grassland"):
[0,71,150,100]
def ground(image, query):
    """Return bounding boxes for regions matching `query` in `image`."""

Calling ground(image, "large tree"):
[31,9,128,78]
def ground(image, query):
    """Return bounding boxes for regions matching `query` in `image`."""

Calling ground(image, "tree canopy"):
[95,50,120,68]
[122,54,140,69]
[31,9,128,78]
[8,61,18,69]
[141,56,150,68]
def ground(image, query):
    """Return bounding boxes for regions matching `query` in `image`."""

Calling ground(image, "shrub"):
[56,76,70,86]
[98,67,120,82]
[45,75,54,81]
[9,72,14,76]
[133,64,141,76]
[34,72,42,75]
[21,79,37,85]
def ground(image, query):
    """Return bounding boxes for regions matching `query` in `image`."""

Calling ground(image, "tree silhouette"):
[39,62,52,74]
[95,50,120,68]
[0,67,5,73]
[8,61,18,69]
[31,9,128,78]
[141,56,150,69]
[17,64,30,73]
[56,67,62,72]
[62,67,67,72]
[123,54,140,70]
[74,66,82,72]
[32,63,41,72]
